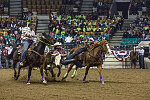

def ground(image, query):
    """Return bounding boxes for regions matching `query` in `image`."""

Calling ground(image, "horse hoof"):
[15,77,18,80]
[71,75,75,79]
[61,77,66,81]
[27,82,30,85]
[57,73,60,77]
[43,80,47,84]
[52,77,56,81]
[101,81,104,84]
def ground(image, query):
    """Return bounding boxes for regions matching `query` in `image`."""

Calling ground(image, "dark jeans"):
[139,55,144,69]
[61,47,87,68]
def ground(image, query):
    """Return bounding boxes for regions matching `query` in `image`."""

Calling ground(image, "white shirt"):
[5,47,13,55]
[65,36,72,43]
[137,49,144,55]
[21,27,36,42]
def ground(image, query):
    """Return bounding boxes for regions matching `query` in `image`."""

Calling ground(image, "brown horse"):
[62,40,111,84]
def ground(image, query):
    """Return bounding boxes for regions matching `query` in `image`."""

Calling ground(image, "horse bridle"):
[37,36,51,46]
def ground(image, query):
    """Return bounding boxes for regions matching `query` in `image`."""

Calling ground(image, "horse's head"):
[99,40,111,55]
[41,32,54,45]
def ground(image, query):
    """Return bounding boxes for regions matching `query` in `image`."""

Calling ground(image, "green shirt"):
[67,16,71,19]
[52,27,55,32]
[61,31,65,35]
[87,28,91,31]
[77,28,81,31]
[88,22,92,26]
[83,28,86,32]
[80,35,84,37]
[56,29,59,34]
[144,26,149,30]
[93,28,97,32]
[93,22,96,25]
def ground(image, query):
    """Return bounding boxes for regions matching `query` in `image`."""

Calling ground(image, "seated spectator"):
[10,19,16,29]
[4,18,9,28]
[145,33,150,40]
[58,36,64,44]
[65,34,72,43]
[3,37,9,46]
[86,14,92,20]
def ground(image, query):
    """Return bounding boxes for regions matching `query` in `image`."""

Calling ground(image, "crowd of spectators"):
[48,13,123,44]
[60,0,82,16]
[93,0,111,16]
[123,15,150,40]
[0,15,37,68]
[0,16,37,48]
[0,0,9,15]
[129,0,146,15]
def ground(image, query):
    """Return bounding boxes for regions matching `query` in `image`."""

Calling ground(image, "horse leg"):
[83,65,90,83]
[97,64,104,84]
[71,66,78,79]
[40,67,47,84]
[27,67,32,84]
[57,65,61,77]
[13,60,17,78]
[62,63,74,80]
[48,66,56,78]
[45,68,48,76]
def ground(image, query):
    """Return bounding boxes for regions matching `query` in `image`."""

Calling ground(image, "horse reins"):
[28,49,43,57]
[37,36,51,46]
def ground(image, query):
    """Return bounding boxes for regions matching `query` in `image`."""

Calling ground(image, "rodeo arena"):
[0,0,150,99]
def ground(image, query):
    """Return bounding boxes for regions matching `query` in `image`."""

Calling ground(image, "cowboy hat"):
[53,42,62,47]
[89,38,94,41]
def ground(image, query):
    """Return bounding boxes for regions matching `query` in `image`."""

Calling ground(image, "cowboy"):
[137,46,145,69]
[51,42,65,67]
[130,46,138,69]
[52,42,65,55]
[20,24,37,66]
[61,43,89,68]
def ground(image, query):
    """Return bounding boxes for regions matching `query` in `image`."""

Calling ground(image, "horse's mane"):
[91,40,108,52]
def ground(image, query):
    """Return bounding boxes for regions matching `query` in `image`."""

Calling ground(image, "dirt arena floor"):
[0,68,150,100]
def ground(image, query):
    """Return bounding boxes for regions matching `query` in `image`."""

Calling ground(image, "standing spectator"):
[4,37,10,46]
[4,18,9,28]
[10,19,16,29]
[5,44,13,68]
[0,48,2,69]
[28,12,32,21]
[137,46,145,69]
[148,43,150,59]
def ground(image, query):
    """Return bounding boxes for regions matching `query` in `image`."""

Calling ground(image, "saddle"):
[17,45,35,55]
